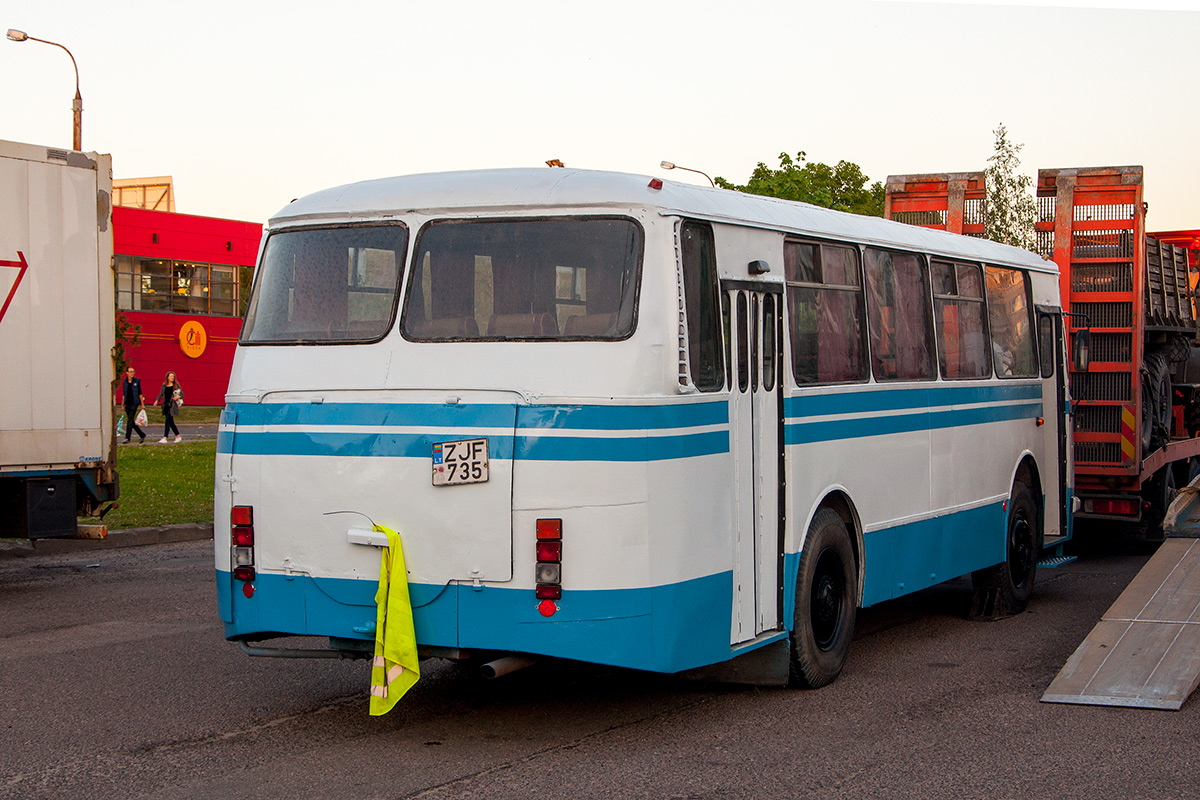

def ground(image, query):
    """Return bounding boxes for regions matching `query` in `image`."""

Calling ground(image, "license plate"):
[432,438,489,486]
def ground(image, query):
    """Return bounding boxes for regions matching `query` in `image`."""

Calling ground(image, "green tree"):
[113,309,141,375]
[984,123,1036,249]
[716,151,885,217]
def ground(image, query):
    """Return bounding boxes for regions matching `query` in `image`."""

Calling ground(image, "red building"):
[115,206,262,406]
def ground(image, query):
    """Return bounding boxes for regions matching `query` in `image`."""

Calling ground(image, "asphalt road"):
[1,538,1197,800]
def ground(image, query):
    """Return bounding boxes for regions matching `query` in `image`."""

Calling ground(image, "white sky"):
[4,0,1198,229]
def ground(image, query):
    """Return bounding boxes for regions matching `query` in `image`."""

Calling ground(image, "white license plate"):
[432,438,489,486]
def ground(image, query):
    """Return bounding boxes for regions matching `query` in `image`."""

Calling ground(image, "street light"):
[660,160,715,188]
[7,28,83,151]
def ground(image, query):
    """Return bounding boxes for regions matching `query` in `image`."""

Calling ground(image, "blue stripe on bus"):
[217,501,1013,672]
[783,382,1042,419]
[784,402,1044,445]
[225,400,727,431]
[219,429,730,462]
[219,569,734,674]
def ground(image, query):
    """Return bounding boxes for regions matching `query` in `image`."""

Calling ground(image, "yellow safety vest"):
[369,523,419,715]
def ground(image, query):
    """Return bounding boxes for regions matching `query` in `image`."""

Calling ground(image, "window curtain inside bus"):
[984,266,1038,377]
[864,248,936,382]
[785,241,866,384]
[933,261,990,379]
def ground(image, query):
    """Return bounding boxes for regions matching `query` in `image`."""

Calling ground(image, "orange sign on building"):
[179,319,207,358]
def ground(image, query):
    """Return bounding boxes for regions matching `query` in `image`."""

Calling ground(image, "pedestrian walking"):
[119,366,147,443]
[154,371,185,443]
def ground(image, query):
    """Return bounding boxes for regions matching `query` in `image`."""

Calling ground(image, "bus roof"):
[272,168,1056,274]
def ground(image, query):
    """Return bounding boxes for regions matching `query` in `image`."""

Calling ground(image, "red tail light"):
[1089,498,1139,516]
[232,505,255,581]
[535,518,562,611]
[536,540,561,562]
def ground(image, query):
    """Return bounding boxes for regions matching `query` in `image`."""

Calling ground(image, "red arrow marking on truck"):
[0,252,29,326]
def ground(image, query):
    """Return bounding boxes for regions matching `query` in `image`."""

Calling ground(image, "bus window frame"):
[784,236,870,387]
[399,214,645,344]
[930,258,993,381]
[239,221,409,347]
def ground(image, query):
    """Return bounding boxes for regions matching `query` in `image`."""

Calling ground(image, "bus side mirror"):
[1073,329,1091,372]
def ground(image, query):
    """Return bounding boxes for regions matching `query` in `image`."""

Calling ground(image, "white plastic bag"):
[135,408,148,427]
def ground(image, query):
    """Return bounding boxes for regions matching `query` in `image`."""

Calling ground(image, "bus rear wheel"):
[971,480,1038,618]
[789,508,857,689]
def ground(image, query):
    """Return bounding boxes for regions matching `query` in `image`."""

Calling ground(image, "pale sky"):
[4,0,1198,230]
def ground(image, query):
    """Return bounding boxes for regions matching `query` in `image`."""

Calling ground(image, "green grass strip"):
[98,440,217,530]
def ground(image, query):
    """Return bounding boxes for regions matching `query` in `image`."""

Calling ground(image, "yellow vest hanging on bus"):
[369,523,420,715]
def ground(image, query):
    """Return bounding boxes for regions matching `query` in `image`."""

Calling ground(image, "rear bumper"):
[218,569,735,674]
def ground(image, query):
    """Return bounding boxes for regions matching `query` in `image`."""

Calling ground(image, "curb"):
[0,522,214,559]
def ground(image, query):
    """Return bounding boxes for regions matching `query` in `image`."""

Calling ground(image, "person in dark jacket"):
[120,366,146,443]
[154,371,184,443]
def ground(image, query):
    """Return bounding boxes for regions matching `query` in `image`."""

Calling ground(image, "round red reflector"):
[538,599,557,617]
[242,582,255,598]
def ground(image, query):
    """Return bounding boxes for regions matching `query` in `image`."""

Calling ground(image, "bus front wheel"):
[789,508,857,689]
[970,480,1038,619]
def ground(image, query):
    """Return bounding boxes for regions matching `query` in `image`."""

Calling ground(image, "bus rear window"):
[402,217,642,341]
[241,225,407,344]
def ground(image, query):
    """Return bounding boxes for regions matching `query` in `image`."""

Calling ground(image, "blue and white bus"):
[215,168,1072,687]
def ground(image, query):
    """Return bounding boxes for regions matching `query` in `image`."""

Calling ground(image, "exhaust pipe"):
[480,655,537,679]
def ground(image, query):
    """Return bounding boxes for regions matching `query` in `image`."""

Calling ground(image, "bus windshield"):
[241,225,408,344]
[402,217,642,341]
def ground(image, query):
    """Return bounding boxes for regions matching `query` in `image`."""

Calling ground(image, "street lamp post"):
[7,29,83,151]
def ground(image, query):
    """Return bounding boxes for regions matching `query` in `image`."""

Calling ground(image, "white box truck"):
[0,139,117,538]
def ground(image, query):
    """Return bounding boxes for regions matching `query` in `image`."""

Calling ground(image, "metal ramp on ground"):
[1041,538,1200,710]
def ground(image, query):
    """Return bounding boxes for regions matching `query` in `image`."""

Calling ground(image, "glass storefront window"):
[115,255,249,317]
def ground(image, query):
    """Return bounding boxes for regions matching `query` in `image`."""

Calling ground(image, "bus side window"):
[737,291,750,393]
[1038,313,1056,379]
[680,221,726,392]
[984,266,1038,378]
[763,294,776,392]
[864,248,936,382]
[932,260,991,380]
[785,240,867,384]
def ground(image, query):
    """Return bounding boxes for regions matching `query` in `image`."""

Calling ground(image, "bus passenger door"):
[725,282,784,644]
[1038,308,1071,545]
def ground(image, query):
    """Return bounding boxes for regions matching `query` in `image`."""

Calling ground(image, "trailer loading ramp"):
[1041,538,1200,710]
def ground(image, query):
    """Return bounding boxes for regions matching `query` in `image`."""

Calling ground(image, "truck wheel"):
[971,481,1038,618]
[789,508,857,689]
[1145,353,1172,451]
[1141,465,1176,541]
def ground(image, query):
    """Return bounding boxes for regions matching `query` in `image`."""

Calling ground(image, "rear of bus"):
[214,172,736,673]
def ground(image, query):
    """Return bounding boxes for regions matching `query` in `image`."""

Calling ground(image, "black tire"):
[789,508,857,689]
[1137,371,1156,453]
[1141,465,1176,541]
[971,481,1038,618]
[1145,353,1172,452]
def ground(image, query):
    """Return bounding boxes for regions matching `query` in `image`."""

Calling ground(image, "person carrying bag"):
[119,366,147,444]
[155,371,185,443]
